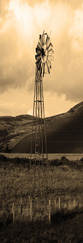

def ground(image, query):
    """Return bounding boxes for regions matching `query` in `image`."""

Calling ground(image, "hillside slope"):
[12,102,83,153]
[0,102,83,153]
[46,102,83,152]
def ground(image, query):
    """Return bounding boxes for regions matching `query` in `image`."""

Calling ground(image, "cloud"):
[0,3,34,91]
[0,0,83,103]
[0,88,33,116]
[23,0,45,7]
[22,0,83,9]
[49,0,83,9]
[44,30,83,101]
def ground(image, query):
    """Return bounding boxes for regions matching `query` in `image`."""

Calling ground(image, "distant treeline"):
[0,154,83,169]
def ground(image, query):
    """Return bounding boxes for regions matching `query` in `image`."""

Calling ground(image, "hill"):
[0,102,83,153]
[47,101,83,153]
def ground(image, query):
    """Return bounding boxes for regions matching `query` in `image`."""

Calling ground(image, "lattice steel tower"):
[31,31,54,161]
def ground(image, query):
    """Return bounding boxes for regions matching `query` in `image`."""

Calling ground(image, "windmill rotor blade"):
[47,58,51,64]
[39,34,43,45]
[37,62,42,71]
[35,52,41,57]
[47,60,52,69]
[46,34,50,45]
[39,38,43,46]
[47,63,50,74]
[47,42,53,50]
[47,61,51,73]
[48,55,54,61]
[45,62,47,73]
[36,47,41,53]
[36,61,41,67]
[35,53,41,59]
[42,32,46,45]
[47,60,51,68]
[47,48,53,52]
[36,63,41,69]
[48,58,53,62]
[48,62,52,69]
[39,34,45,46]
[36,50,41,55]
[43,33,46,45]
[44,33,47,45]
[47,48,54,54]
[42,62,45,77]
[36,57,41,64]
[36,57,41,63]
[47,52,54,58]
[37,41,42,49]
[37,61,41,67]
[46,43,51,50]
[47,53,54,59]
[47,54,54,59]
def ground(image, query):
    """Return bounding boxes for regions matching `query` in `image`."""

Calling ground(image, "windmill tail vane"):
[31,31,54,161]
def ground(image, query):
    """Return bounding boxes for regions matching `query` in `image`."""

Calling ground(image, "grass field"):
[0,155,83,242]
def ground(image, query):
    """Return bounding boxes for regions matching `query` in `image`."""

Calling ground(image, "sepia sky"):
[0,0,83,117]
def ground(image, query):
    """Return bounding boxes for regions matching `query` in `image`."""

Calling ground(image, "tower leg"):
[31,68,48,162]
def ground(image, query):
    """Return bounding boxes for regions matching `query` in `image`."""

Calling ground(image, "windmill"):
[31,31,54,161]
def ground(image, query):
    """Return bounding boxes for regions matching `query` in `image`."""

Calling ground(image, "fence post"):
[30,197,32,221]
[55,199,56,211]
[48,199,51,223]
[20,197,23,215]
[58,197,61,211]
[12,202,15,223]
